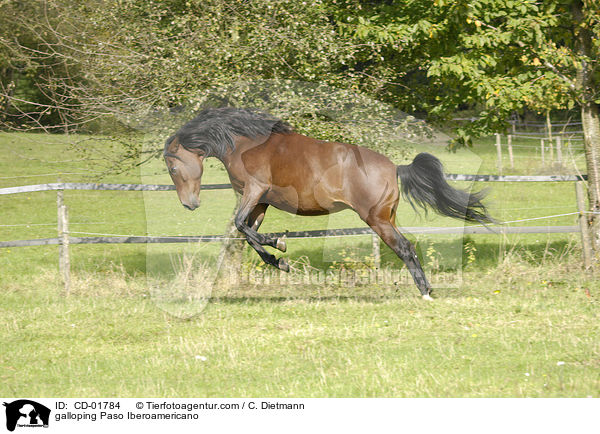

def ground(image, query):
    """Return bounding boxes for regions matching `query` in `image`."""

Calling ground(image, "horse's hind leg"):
[366,214,432,299]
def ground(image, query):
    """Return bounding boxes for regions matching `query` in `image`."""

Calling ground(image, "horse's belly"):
[263,186,348,216]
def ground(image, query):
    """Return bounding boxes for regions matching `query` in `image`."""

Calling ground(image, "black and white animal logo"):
[3,400,50,432]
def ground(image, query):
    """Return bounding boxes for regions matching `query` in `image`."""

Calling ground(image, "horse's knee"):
[234,215,246,233]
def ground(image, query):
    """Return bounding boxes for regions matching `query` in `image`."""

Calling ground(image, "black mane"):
[165,107,292,159]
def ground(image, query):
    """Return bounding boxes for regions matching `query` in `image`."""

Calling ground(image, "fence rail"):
[0,182,229,195]
[1,175,593,292]
[0,225,582,249]
[0,174,589,196]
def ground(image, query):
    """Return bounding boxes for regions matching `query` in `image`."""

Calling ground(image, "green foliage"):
[151,79,430,160]
[2,0,599,153]
[0,0,433,163]
[337,0,599,146]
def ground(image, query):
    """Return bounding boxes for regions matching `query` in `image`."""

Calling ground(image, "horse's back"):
[257,133,398,216]
[266,132,395,175]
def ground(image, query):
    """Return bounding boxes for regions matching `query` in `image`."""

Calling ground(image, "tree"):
[338,0,600,256]
[0,0,365,129]
[1,0,429,170]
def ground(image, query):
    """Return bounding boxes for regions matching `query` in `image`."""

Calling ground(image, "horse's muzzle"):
[181,192,200,211]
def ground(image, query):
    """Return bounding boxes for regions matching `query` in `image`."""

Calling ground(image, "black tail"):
[397,153,493,224]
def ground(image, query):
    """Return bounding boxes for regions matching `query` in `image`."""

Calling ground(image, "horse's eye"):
[170,166,177,174]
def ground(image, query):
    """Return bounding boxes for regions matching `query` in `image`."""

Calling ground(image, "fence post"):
[546,111,554,163]
[371,232,381,269]
[556,136,563,165]
[575,181,593,270]
[495,133,503,175]
[57,188,71,293]
[507,134,514,169]
[541,138,545,166]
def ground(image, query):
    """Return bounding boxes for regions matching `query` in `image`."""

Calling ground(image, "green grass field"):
[0,132,598,397]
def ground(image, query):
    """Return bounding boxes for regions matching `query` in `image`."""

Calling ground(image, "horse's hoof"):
[422,294,434,301]
[276,237,287,252]
[278,258,290,272]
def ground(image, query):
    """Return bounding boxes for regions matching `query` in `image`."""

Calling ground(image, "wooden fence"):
[452,118,585,173]
[0,175,593,292]
[493,133,583,173]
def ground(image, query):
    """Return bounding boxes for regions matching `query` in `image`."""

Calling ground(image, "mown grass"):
[0,131,598,397]
[1,256,598,397]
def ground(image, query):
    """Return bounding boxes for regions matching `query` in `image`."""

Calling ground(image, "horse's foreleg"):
[247,204,286,252]
[235,191,289,271]
[368,218,432,299]
[247,237,289,271]
[247,203,268,231]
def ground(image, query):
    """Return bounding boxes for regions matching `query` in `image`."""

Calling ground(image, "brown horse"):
[164,107,492,299]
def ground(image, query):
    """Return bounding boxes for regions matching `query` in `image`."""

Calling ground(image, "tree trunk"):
[581,101,600,252]
[573,0,600,258]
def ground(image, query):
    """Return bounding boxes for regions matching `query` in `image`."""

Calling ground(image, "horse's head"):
[164,136,205,211]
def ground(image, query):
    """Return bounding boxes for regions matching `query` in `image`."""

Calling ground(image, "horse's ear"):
[187,146,206,158]
[167,136,180,153]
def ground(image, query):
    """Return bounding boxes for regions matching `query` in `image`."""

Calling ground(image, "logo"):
[3,400,50,432]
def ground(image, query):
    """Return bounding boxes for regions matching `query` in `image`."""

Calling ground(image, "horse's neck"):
[220,137,267,190]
